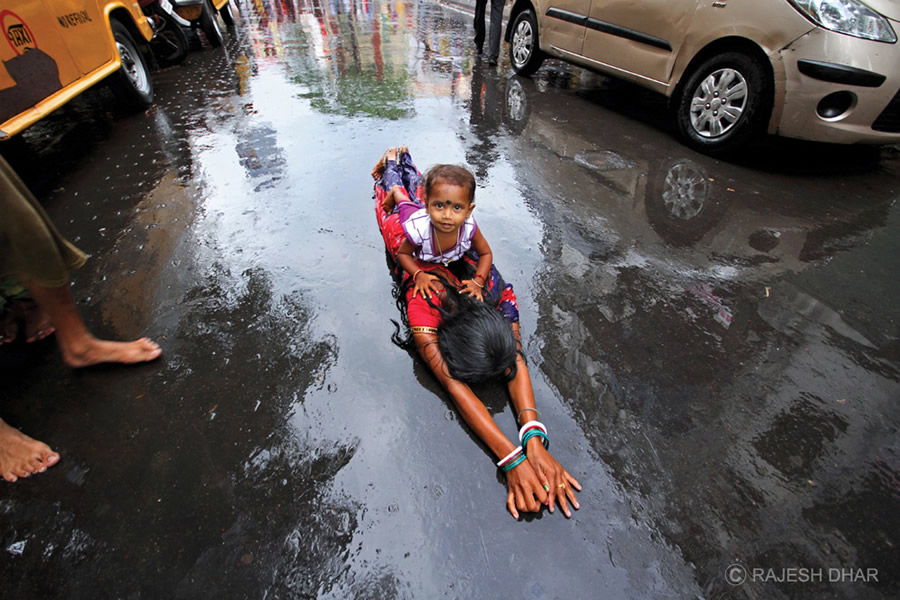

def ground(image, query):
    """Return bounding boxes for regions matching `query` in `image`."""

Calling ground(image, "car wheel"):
[108,20,154,109]
[200,0,224,47]
[220,0,238,28]
[508,10,544,76]
[674,51,772,156]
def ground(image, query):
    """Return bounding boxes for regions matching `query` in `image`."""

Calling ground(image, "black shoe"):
[487,58,498,66]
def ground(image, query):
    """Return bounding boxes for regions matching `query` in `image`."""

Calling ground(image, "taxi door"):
[46,0,115,75]
[0,0,82,124]
[581,0,699,89]
[540,0,591,57]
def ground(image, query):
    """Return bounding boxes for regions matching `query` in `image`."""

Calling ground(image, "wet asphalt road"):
[2,1,899,599]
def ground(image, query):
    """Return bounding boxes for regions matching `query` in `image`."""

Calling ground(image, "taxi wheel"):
[674,51,772,156]
[108,20,154,109]
[200,0,224,48]
[508,10,544,77]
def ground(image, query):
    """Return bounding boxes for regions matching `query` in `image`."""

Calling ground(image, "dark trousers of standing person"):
[474,0,504,64]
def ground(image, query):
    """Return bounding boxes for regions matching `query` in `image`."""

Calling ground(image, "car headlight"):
[789,0,897,42]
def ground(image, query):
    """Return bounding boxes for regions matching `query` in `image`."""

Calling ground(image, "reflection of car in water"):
[488,69,898,599]
[503,0,900,155]
[0,0,156,139]
[489,73,893,279]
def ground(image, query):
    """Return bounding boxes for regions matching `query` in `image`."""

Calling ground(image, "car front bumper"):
[774,25,900,144]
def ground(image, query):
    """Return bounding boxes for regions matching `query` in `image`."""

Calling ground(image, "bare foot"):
[381,185,410,213]
[0,311,17,345]
[12,298,55,343]
[371,147,398,180]
[0,419,60,482]
[61,336,162,368]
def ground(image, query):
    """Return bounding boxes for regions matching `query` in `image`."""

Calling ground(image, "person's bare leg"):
[0,310,17,345]
[23,280,161,367]
[11,298,55,343]
[0,418,59,482]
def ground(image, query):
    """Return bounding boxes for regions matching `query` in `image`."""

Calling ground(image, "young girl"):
[375,148,493,302]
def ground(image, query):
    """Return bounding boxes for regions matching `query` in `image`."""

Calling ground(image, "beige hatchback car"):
[505,0,900,154]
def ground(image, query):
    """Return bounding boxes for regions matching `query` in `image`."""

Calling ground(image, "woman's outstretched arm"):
[506,323,582,517]
[413,332,549,518]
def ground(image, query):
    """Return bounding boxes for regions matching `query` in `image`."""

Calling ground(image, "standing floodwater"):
[1,1,898,599]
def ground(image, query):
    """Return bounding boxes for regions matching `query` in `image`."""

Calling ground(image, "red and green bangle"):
[519,421,549,451]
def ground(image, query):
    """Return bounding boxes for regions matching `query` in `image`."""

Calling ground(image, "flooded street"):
[2,1,898,598]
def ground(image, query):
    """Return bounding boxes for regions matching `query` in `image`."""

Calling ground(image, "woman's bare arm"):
[505,323,582,516]
[413,331,548,517]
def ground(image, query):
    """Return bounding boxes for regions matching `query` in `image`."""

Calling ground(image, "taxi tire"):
[108,21,154,109]
[200,0,225,48]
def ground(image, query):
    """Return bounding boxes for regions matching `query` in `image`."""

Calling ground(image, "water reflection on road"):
[1,0,898,598]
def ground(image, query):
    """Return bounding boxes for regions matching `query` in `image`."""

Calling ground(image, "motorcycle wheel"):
[152,12,189,66]
[108,20,154,109]
[199,0,224,48]
[220,0,238,28]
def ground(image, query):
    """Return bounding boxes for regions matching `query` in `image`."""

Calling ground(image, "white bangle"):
[496,445,523,467]
[518,420,547,443]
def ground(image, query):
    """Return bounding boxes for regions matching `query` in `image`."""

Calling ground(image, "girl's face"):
[426,182,474,235]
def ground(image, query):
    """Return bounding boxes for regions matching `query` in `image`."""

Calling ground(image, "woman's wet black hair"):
[390,264,518,384]
[434,285,518,383]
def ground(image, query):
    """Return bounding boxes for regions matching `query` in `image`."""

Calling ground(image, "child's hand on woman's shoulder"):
[412,271,444,299]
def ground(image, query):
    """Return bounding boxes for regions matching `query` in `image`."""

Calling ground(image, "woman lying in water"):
[373,147,581,518]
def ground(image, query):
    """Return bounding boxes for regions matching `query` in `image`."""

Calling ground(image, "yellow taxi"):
[0,0,155,140]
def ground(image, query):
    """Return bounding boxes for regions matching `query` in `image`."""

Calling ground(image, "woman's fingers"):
[507,490,519,519]
[513,488,527,517]
[566,483,581,511]
[556,483,573,518]
[565,470,582,491]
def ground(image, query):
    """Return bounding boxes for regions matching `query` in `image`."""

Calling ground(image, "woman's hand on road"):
[504,457,549,519]
[525,441,581,518]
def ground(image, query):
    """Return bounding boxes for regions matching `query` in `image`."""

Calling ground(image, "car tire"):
[220,0,238,28]
[108,20,154,109]
[508,10,544,77]
[200,0,224,47]
[674,51,772,156]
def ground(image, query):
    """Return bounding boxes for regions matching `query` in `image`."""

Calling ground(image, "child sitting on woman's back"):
[373,147,493,302]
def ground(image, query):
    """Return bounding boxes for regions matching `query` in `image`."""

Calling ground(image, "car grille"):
[872,88,900,132]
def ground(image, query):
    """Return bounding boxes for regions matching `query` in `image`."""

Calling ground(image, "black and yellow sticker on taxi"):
[1,10,38,55]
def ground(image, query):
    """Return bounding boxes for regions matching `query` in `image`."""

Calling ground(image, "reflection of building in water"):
[239,0,468,118]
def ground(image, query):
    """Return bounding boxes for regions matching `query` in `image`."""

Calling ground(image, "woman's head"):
[436,289,518,384]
